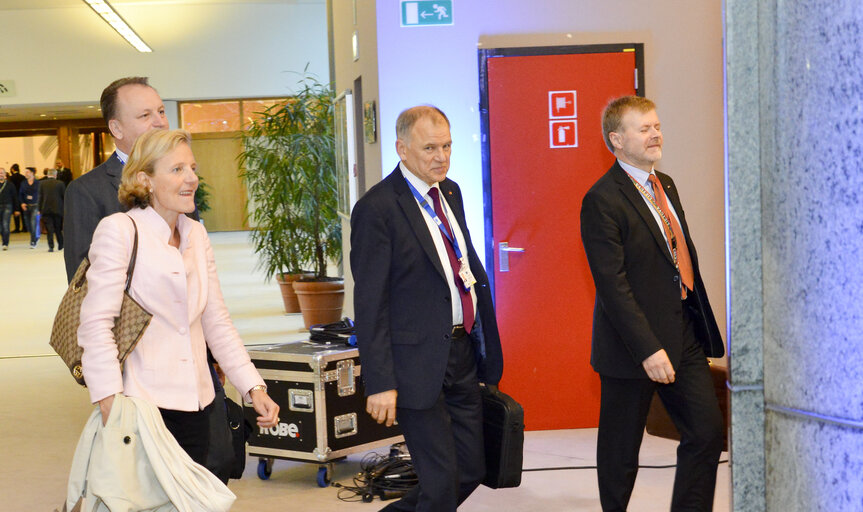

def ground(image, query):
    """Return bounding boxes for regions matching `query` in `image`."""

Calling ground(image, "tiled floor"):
[0,230,729,511]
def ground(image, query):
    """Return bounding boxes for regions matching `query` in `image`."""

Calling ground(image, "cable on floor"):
[333,449,418,503]
[523,459,729,472]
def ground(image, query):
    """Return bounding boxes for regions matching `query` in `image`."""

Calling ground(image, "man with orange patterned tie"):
[580,96,725,511]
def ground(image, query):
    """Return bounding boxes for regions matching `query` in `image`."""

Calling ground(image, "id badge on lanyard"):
[405,179,477,291]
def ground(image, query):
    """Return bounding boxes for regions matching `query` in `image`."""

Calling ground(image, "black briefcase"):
[481,385,524,488]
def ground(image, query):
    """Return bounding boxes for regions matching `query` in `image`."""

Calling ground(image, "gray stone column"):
[726,0,863,510]
[725,0,768,509]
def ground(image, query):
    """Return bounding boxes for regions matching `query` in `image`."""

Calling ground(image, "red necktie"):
[428,187,474,333]
[647,174,694,298]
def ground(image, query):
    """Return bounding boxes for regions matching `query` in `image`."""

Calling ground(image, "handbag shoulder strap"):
[123,214,140,293]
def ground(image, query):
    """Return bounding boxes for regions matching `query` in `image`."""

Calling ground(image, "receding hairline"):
[396,105,450,141]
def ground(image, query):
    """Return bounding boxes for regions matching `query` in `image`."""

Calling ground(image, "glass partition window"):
[180,98,288,134]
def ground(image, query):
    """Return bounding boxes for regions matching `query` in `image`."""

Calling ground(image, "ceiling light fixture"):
[83,0,152,52]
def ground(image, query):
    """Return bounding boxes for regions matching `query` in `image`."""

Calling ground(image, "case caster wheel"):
[317,464,332,487]
[257,458,273,480]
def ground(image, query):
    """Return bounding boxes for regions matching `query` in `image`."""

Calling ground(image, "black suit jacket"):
[63,153,125,282]
[350,166,504,410]
[580,161,723,379]
[56,167,73,186]
[38,178,65,215]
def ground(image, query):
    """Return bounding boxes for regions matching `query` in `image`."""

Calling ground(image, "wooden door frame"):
[478,43,645,295]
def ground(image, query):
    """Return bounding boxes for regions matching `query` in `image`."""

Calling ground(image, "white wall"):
[364,0,727,334]
[0,1,329,105]
[0,136,58,174]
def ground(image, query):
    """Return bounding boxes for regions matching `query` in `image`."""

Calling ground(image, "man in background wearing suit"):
[55,158,73,187]
[63,76,238,484]
[351,105,504,511]
[64,76,167,281]
[37,168,65,252]
[580,96,724,511]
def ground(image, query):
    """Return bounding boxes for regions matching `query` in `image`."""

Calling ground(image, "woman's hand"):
[98,394,115,426]
[250,387,280,429]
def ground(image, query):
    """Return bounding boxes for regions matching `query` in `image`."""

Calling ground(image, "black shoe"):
[49,248,54,252]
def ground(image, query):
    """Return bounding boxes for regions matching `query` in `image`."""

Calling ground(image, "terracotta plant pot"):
[276,273,312,313]
[292,278,345,329]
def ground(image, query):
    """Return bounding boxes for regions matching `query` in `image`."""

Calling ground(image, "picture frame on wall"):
[363,100,377,144]
[335,90,358,218]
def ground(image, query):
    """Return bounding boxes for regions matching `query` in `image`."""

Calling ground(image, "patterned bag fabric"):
[49,215,152,386]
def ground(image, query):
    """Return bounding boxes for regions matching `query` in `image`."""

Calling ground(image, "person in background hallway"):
[38,168,65,252]
[40,168,51,181]
[580,96,725,511]
[19,167,39,249]
[77,128,280,475]
[63,76,238,483]
[0,168,17,250]
[55,158,73,186]
[9,163,24,233]
[351,105,504,512]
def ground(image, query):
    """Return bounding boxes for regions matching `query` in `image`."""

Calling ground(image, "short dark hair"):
[396,105,450,141]
[100,77,151,124]
[601,96,657,152]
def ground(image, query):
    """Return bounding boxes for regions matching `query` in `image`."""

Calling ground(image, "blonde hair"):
[119,129,192,209]
[601,96,657,153]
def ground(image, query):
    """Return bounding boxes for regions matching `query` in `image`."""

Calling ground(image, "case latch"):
[337,359,355,397]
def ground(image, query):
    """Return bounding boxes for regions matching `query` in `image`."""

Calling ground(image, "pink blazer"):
[78,206,263,411]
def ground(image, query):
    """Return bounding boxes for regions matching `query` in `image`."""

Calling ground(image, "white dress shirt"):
[400,162,478,327]
[618,159,685,251]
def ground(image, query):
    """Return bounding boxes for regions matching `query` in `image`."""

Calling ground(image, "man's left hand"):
[366,389,398,426]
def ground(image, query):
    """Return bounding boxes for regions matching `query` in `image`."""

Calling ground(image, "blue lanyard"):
[404,178,464,260]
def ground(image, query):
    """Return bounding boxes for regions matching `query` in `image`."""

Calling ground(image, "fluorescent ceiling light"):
[83,0,152,53]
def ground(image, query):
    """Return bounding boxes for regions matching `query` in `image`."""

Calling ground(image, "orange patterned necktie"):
[647,174,694,298]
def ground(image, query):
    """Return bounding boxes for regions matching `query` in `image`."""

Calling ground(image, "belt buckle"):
[451,324,466,338]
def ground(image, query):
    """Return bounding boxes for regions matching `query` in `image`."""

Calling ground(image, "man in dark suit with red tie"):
[351,105,504,511]
[580,96,725,511]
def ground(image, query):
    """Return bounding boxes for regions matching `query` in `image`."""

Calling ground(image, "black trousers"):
[42,213,63,249]
[382,333,485,512]
[158,364,234,485]
[160,400,214,468]
[596,310,724,512]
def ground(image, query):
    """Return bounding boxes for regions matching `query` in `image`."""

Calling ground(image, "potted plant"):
[239,76,343,325]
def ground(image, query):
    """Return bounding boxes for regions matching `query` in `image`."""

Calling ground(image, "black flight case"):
[243,341,403,486]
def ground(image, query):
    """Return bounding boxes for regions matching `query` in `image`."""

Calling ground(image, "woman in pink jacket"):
[78,128,279,468]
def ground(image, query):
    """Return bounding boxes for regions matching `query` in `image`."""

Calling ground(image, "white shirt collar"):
[399,161,441,197]
[115,148,130,165]
[617,159,655,188]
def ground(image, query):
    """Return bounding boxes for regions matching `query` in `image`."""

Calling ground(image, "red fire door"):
[480,45,643,430]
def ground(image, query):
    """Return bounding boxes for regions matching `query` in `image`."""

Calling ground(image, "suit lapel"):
[612,164,676,266]
[658,171,701,270]
[389,168,448,281]
[439,180,469,244]
[105,153,123,192]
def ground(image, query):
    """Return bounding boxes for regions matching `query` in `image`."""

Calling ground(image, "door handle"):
[498,242,525,272]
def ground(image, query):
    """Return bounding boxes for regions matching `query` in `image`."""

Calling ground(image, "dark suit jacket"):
[350,166,504,410]
[580,161,723,379]
[38,177,65,215]
[57,167,73,186]
[63,153,124,282]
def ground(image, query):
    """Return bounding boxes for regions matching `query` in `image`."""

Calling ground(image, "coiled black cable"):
[334,450,418,503]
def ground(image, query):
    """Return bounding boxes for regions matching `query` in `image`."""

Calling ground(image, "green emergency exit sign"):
[400,1,453,27]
